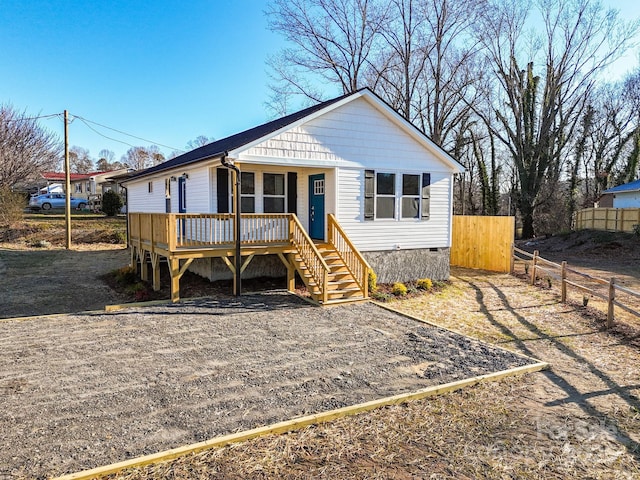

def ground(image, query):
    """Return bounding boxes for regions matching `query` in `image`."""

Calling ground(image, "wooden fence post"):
[530,250,538,286]
[561,261,567,303]
[607,277,616,328]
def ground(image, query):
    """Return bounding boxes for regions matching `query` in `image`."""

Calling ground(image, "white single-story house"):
[603,179,640,208]
[124,88,464,303]
[41,169,131,200]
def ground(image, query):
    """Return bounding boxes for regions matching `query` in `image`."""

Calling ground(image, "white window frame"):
[365,170,430,222]
[375,172,396,220]
[263,172,286,213]
[401,173,421,220]
[240,171,255,213]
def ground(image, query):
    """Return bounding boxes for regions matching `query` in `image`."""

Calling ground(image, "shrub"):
[371,291,390,302]
[392,282,407,296]
[417,278,433,291]
[633,224,640,237]
[114,265,137,285]
[102,190,123,216]
[107,230,127,244]
[0,187,25,226]
[368,269,378,293]
[125,282,147,295]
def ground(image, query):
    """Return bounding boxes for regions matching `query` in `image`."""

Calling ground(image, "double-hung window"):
[364,170,431,221]
[263,173,285,213]
[375,173,395,219]
[240,172,255,213]
[401,174,420,219]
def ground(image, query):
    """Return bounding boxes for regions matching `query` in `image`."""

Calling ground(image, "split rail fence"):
[511,246,640,328]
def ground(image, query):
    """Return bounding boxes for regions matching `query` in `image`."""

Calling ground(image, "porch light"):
[170,176,177,182]
[182,173,189,179]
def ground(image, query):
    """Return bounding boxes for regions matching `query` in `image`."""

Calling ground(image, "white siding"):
[337,167,452,250]
[240,96,455,250]
[241,97,454,174]
[185,165,211,212]
[127,94,457,252]
[127,164,213,213]
[127,177,167,213]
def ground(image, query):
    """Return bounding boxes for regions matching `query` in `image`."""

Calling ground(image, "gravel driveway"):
[0,293,537,479]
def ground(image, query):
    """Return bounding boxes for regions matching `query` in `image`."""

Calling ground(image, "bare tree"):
[121,146,165,170]
[476,0,638,238]
[0,105,60,189]
[69,146,93,173]
[185,135,213,150]
[366,0,427,121]
[96,149,118,171]
[415,0,483,149]
[266,0,389,107]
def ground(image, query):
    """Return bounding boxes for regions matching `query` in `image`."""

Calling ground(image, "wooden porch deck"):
[128,213,371,305]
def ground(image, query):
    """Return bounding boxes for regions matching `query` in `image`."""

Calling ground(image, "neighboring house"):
[39,183,64,194]
[124,88,464,303]
[602,179,640,208]
[41,169,131,200]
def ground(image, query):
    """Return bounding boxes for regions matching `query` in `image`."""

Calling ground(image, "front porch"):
[128,213,371,304]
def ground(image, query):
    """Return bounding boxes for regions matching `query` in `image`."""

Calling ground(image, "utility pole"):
[64,110,71,249]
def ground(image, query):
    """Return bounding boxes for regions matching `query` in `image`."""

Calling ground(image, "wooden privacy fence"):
[574,208,640,233]
[511,246,640,328]
[450,216,515,273]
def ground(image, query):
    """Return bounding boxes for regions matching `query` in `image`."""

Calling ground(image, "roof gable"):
[128,88,463,181]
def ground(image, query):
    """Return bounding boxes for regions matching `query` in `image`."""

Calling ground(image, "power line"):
[3,112,62,122]
[71,113,185,152]
[75,117,139,149]
[3,109,186,154]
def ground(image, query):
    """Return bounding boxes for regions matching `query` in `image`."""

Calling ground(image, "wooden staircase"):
[287,214,371,305]
[291,242,366,304]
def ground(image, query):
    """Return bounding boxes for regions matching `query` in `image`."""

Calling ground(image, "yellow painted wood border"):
[53,361,546,480]
[104,296,215,312]
[0,309,105,323]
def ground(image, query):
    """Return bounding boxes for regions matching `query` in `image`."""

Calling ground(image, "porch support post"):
[140,250,149,282]
[130,245,137,270]
[278,253,296,292]
[150,252,161,292]
[170,257,180,303]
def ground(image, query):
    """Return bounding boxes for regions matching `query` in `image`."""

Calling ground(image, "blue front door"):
[308,174,325,239]
[178,177,187,213]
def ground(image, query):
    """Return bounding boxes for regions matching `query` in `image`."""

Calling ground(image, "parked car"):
[28,193,87,211]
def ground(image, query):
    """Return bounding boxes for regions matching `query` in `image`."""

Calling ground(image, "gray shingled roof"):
[128,89,359,180]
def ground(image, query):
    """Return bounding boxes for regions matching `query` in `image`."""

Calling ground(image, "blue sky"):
[1,0,639,165]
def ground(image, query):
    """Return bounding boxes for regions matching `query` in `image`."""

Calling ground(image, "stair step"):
[321,296,367,305]
[326,289,364,299]
[330,269,351,277]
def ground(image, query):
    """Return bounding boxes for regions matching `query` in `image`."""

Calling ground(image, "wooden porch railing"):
[129,213,291,249]
[327,214,371,298]
[290,214,330,303]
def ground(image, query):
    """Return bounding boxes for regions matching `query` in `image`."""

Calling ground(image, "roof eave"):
[122,154,224,183]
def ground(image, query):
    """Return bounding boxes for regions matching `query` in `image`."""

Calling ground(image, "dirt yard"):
[1,295,535,479]
[0,247,130,318]
[101,270,640,480]
[1,224,639,479]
